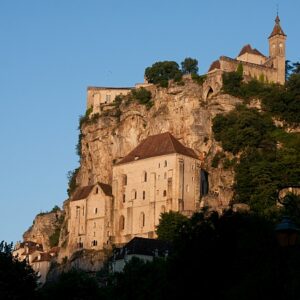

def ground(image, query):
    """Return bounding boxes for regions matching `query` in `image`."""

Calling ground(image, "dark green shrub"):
[145,61,182,87]
[181,57,199,74]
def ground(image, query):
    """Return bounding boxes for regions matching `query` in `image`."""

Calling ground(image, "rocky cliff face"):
[23,209,64,252]
[76,77,242,210]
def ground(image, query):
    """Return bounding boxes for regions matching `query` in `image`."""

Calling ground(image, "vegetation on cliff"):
[213,66,300,214]
[145,57,203,87]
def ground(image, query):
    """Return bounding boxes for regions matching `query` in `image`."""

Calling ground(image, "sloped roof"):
[208,60,221,72]
[114,237,171,259]
[237,44,265,57]
[71,182,112,201]
[269,15,286,38]
[117,132,198,165]
[98,183,112,197]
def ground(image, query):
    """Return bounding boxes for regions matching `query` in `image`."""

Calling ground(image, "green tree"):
[212,105,275,154]
[40,269,101,300]
[181,57,198,74]
[156,211,188,242]
[0,241,38,299]
[145,61,182,87]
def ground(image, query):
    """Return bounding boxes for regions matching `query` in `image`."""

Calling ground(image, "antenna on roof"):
[276,3,279,16]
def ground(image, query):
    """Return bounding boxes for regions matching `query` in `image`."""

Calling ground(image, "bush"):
[145,61,182,87]
[212,105,275,154]
[191,73,207,85]
[49,228,61,248]
[67,168,80,197]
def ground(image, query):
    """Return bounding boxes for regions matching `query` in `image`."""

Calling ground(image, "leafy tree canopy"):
[181,57,198,75]
[145,61,182,87]
[156,211,188,242]
[0,241,38,299]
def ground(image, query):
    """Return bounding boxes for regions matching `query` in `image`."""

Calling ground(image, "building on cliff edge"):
[67,132,207,253]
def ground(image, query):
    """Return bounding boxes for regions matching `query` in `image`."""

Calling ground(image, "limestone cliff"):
[23,209,64,252]
[76,76,242,210]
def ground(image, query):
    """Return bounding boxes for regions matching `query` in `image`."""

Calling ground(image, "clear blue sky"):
[0,0,299,243]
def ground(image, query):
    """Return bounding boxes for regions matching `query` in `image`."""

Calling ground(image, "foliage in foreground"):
[0,241,38,299]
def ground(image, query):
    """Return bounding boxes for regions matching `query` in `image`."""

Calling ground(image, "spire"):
[269,15,286,38]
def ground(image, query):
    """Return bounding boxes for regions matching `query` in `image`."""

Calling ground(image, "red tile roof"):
[237,44,265,57]
[208,60,221,72]
[71,182,112,201]
[117,132,199,165]
[269,15,286,38]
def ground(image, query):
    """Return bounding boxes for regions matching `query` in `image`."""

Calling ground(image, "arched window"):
[119,215,125,230]
[139,212,145,228]
[123,194,126,203]
[94,207,98,214]
[143,191,146,200]
[163,190,167,197]
[143,171,147,182]
[164,160,167,167]
[131,189,137,200]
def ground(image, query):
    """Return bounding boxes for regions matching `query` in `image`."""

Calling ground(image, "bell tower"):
[268,15,286,84]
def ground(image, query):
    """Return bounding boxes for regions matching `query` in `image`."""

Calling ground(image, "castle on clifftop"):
[87,15,286,111]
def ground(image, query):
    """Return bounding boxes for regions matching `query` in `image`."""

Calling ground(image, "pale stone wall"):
[67,185,112,254]
[237,53,267,65]
[87,87,132,112]
[112,153,201,244]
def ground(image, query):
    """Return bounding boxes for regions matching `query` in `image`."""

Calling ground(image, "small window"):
[164,160,167,167]
[95,188,99,194]
[161,205,166,214]
[94,222,96,228]
[123,194,126,203]
[123,175,127,186]
[82,207,85,216]
[140,212,145,228]
[131,189,137,200]
[163,190,167,197]
[119,215,125,230]
[158,163,160,168]
[94,207,98,214]
[143,171,147,182]
[143,191,146,200]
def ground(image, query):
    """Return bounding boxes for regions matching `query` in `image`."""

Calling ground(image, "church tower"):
[268,15,287,84]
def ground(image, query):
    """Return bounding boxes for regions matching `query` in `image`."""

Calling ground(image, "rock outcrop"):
[23,209,64,252]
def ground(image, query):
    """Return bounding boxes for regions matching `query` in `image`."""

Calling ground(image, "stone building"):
[112,132,203,245]
[87,87,132,113]
[67,182,113,252]
[204,15,286,99]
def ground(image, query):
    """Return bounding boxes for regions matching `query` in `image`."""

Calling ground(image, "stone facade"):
[67,183,113,252]
[112,132,203,244]
[87,87,132,113]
